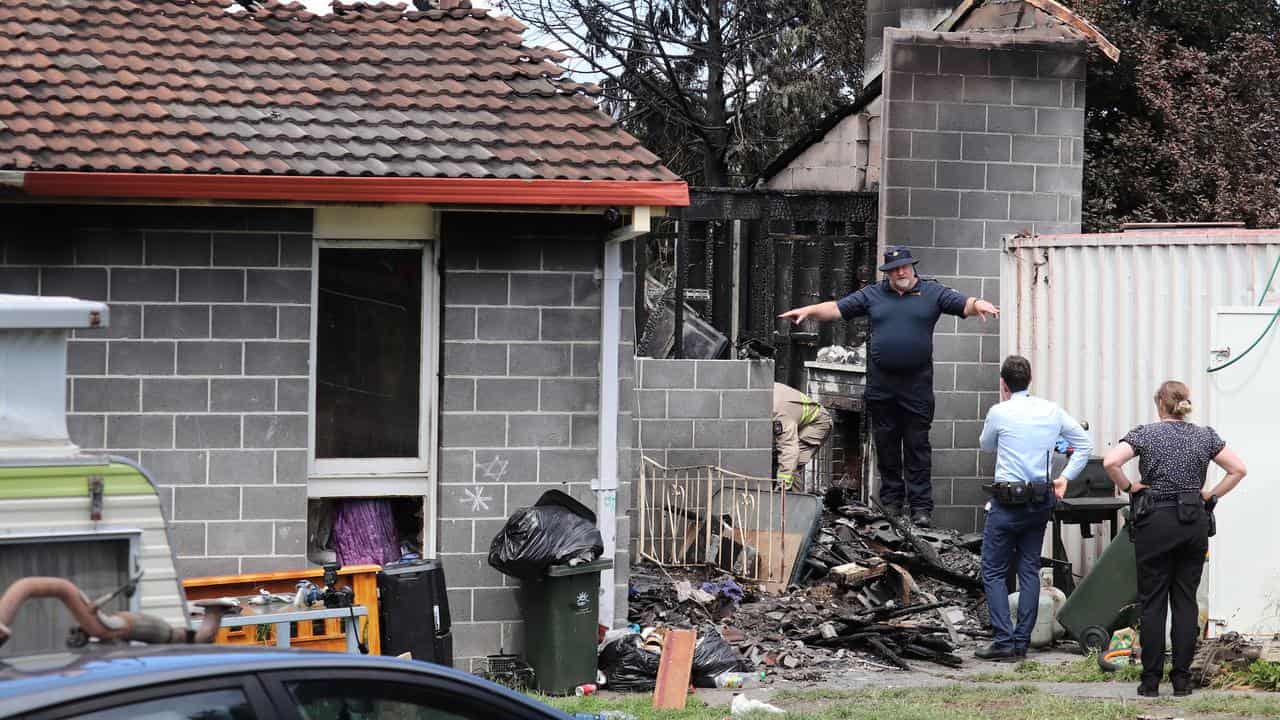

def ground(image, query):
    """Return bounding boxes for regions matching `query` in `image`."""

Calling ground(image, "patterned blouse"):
[1121,421,1226,498]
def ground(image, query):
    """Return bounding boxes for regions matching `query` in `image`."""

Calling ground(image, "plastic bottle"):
[714,671,755,688]
[1006,570,1065,648]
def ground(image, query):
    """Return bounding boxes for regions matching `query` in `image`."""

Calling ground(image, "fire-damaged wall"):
[879,29,1086,530]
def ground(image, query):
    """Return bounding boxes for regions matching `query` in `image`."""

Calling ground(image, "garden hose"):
[1207,252,1280,373]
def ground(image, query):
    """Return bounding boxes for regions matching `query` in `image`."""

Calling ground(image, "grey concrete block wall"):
[879,30,1086,531]
[0,205,313,576]
[633,358,774,477]
[438,213,633,671]
[865,0,960,78]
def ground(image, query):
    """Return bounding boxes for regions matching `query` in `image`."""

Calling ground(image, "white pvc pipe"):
[595,239,623,629]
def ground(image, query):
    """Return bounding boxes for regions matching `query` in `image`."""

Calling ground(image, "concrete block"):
[963,76,1011,105]
[113,268,178,302]
[74,229,144,265]
[0,268,38,294]
[244,341,309,376]
[956,363,999,392]
[958,192,1009,221]
[1036,108,1084,136]
[940,47,989,75]
[243,414,308,449]
[144,231,211,266]
[909,247,957,275]
[542,238,598,272]
[474,449,538,484]
[979,452,997,477]
[636,389,666,419]
[1012,78,1062,108]
[640,359,696,389]
[107,412,174,445]
[280,235,312,268]
[440,413,507,448]
[539,449,597,483]
[541,308,599,341]
[444,307,476,340]
[981,336,1001,368]
[1010,193,1061,222]
[140,450,207,485]
[933,362,956,391]
[75,378,140,412]
[910,132,963,162]
[746,419,772,448]
[212,233,279,267]
[444,342,508,376]
[443,378,475,412]
[541,379,599,412]
[572,343,601,377]
[885,188,911,217]
[210,378,275,412]
[909,189,959,218]
[718,449,770,477]
[952,477,987,506]
[242,554,307,574]
[108,341,175,375]
[933,448,978,477]
[892,44,939,74]
[175,414,241,449]
[143,305,209,339]
[961,134,1011,162]
[934,505,978,533]
[476,308,540,341]
[441,449,474,484]
[934,391,978,421]
[67,413,105,449]
[694,420,746,449]
[570,413,597,448]
[475,378,539,412]
[1013,134,1063,164]
[42,268,108,301]
[937,103,986,132]
[177,269,242,302]
[174,486,240,521]
[210,450,274,485]
[935,162,986,190]
[888,101,938,131]
[938,276,982,298]
[934,334,980,363]
[666,390,721,418]
[989,49,1038,78]
[74,305,136,341]
[177,341,242,375]
[212,305,277,339]
[747,360,774,389]
[452,622,503,660]
[639,419,693,449]
[573,273,601,307]
[1038,51,1085,79]
[886,129,912,159]
[473,588,520,621]
[987,163,1035,192]
[242,485,307,520]
[142,378,209,413]
[987,105,1037,134]
[277,306,311,340]
[246,269,310,304]
[885,159,935,188]
[276,450,308,485]
[914,74,962,102]
[1035,165,1083,194]
[169,522,206,556]
[447,272,510,306]
[438,519,473,553]
[508,414,571,447]
[447,590,473,623]
[696,361,749,389]
[887,71,914,100]
[176,558,239,578]
[929,421,954,450]
[953,421,984,449]
[6,236,72,265]
[277,378,309,412]
[66,340,106,376]
[508,273,573,306]
[206,520,275,555]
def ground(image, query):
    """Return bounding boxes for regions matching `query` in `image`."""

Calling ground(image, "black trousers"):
[1134,508,1209,688]
[867,398,933,513]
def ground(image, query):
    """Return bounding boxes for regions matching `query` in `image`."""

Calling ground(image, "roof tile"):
[0,0,677,182]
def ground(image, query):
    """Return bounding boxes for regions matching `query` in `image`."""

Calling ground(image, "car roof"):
[0,645,569,719]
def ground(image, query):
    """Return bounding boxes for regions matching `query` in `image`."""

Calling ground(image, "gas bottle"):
[1007,570,1066,648]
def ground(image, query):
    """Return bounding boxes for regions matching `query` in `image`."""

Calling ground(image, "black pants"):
[867,398,933,513]
[1134,508,1209,688]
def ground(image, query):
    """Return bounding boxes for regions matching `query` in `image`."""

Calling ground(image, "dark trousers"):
[981,501,1052,651]
[1134,508,1209,689]
[868,398,933,512]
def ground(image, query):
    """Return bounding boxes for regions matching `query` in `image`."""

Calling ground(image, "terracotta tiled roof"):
[0,0,678,183]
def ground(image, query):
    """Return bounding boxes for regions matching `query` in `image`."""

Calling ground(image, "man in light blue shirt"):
[975,355,1092,661]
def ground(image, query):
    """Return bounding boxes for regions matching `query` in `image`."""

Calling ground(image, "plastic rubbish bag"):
[598,634,661,692]
[488,490,603,580]
[691,630,749,688]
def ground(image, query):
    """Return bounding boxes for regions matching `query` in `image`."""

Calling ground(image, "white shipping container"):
[999,227,1280,576]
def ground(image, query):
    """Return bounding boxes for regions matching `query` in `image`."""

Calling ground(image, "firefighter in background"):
[773,383,833,488]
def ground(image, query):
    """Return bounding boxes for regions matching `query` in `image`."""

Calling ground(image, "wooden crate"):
[184,564,382,655]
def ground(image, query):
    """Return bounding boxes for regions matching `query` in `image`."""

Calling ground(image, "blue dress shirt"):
[980,390,1092,485]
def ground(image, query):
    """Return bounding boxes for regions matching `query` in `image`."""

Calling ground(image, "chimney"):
[0,294,109,459]
[865,1,960,82]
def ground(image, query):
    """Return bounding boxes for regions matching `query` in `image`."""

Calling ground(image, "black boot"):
[974,644,1024,662]
[911,511,932,528]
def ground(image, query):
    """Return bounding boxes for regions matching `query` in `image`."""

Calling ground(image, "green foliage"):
[971,653,1144,683]
[1246,660,1280,691]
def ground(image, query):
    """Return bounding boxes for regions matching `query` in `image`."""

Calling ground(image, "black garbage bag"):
[488,490,604,580]
[691,630,749,687]
[598,634,660,692]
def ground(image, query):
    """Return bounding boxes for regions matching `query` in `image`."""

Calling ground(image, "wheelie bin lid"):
[546,559,614,577]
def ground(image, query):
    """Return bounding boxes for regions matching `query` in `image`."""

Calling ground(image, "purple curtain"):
[332,499,401,566]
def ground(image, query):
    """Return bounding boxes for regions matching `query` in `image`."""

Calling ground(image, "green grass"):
[969,654,1143,683]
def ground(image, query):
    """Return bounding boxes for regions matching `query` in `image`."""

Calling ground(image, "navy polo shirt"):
[836,278,969,405]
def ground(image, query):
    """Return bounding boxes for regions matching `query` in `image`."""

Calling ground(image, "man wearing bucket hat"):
[779,245,999,527]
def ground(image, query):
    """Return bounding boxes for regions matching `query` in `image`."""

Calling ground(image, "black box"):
[378,559,453,666]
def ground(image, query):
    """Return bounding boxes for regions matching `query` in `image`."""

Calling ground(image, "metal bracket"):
[88,475,104,521]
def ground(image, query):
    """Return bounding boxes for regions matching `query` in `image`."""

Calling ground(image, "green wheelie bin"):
[520,559,613,695]
[1057,513,1139,654]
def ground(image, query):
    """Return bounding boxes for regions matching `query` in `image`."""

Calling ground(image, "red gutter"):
[20,172,691,207]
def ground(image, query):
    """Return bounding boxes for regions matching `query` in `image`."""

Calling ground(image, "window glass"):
[288,680,497,720]
[316,248,423,459]
[75,688,256,720]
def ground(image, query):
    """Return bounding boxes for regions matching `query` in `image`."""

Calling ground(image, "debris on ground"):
[1192,632,1266,688]
[615,494,991,688]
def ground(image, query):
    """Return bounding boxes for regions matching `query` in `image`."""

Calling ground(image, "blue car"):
[0,645,571,720]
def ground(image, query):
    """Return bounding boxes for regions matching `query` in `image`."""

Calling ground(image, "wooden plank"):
[1022,0,1121,62]
[652,628,696,710]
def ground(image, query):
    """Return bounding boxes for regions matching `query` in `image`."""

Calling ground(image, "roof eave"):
[13,172,690,208]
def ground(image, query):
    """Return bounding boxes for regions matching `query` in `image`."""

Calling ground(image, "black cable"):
[349,605,368,655]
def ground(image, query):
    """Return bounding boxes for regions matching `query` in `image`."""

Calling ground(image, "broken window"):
[314,246,425,468]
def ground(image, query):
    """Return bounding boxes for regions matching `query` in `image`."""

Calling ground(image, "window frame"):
[28,675,276,720]
[307,239,437,479]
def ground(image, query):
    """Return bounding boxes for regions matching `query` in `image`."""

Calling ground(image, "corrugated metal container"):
[999,227,1280,574]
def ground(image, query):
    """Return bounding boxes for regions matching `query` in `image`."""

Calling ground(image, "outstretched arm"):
[778,301,843,325]
[963,297,1001,320]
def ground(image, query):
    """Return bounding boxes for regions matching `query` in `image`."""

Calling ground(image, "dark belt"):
[1151,497,1181,509]
[983,481,1048,506]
